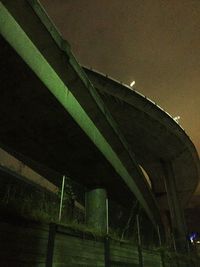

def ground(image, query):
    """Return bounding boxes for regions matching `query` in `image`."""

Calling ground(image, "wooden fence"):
[0,220,197,267]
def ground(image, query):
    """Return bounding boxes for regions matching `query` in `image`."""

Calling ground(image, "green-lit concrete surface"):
[0,0,161,227]
[1,0,200,257]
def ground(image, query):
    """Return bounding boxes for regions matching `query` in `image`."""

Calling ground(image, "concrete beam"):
[0,147,58,193]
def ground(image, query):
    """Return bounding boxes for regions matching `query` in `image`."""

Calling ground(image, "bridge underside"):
[85,68,200,209]
[0,36,135,207]
[1,0,199,233]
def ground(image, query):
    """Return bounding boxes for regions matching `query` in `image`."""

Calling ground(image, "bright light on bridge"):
[130,80,135,87]
[173,116,181,123]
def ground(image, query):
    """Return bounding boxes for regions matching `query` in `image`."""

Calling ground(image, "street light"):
[130,80,135,87]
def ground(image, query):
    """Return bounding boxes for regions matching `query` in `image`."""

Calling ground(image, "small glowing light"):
[130,80,135,87]
[189,232,197,243]
[173,116,180,123]
[197,241,200,244]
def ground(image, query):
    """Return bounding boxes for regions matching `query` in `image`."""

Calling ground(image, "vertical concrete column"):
[85,188,107,234]
[163,161,188,252]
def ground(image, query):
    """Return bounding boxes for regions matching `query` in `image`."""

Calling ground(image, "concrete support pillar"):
[163,161,188,252]
[85,188,107,234]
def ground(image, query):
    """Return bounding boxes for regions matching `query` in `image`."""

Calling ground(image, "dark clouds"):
[41,0,200,156]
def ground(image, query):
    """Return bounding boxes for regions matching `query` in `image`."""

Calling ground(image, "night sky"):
[41,0,200,159]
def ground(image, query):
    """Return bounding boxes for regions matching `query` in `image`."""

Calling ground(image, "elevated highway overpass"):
[84,67,200,209]
[0,0,199,251]
[0,0,161,228]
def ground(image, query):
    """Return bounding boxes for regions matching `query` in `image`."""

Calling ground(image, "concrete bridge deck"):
[0,0,161,227]
[0,0,199,237]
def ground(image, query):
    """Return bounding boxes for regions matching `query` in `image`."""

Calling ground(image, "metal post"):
[136,214,141,246]
[106,198,109,235]
[172,233,177,253]
[157,225,162,246]
[158,225,166,267]
[105,198,110,266]
[58,175,66,222]
[136,214,143,267]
